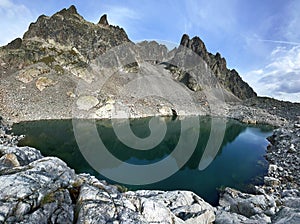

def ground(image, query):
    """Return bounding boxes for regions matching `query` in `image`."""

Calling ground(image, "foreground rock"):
[0,145,215,224]
[216,186,300,224]
[216,187,277,223]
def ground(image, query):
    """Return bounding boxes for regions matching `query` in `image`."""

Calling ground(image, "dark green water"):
[12,117,273,205]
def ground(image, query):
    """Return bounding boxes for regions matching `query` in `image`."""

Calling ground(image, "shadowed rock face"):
[4,38,22,50]
[180,34,257,100]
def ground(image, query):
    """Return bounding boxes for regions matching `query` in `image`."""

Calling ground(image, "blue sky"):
[1,0,300,102]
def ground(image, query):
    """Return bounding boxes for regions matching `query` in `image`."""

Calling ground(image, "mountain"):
[180,34,257,99]
[0,5,256,122]
[1,5,129,70]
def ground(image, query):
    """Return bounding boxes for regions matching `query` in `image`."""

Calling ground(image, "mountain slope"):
[0,5,256,122]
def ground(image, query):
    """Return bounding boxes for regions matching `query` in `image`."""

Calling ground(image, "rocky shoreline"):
[1,115,217,224]
[0,98,299,223]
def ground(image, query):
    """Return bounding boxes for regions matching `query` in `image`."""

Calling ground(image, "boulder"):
[76,95,99,111]
[35,77,57,91]
[272,207,300,224]
[264,176,281,187]
[215,210,271,224]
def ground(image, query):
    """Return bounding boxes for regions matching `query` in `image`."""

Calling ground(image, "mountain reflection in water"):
[13,116,273,205]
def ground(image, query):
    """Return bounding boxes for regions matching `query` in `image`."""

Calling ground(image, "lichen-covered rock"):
[0,146,42,167]
[130,190,216,224]
[0,152,76,223]
[35,76,57,91]
[215,210,271,224]
[272,207,300,224]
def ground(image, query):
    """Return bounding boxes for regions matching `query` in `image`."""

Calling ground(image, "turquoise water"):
[12,117,273,205]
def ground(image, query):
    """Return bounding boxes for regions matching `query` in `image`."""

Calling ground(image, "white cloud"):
[0,0,34,46]
[244,46,300,102]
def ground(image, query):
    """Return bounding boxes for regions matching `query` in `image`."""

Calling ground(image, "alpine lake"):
[12,116,273,206]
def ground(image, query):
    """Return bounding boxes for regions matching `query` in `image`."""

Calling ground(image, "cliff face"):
[180,34,257,99]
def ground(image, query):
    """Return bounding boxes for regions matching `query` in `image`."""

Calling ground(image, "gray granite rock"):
[0,146,216,223]
[215,210,271,224]
[272,207,300,224]
[0,155,76,223]
[218,187,277,222]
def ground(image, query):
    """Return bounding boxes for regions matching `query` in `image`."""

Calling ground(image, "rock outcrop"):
[98,14,109,26]
[4,38,22,50]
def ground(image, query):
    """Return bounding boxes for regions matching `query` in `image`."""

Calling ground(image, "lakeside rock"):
[215,108,300,223]
[0,144,215,224]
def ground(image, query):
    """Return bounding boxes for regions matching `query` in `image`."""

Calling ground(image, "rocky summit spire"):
[180,34,190,47]
[67,5,78,14]
[180,34,210,62]
[56,5,79,16]
[98,14,109,26]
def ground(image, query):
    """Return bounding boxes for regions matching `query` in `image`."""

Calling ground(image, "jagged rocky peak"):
[98,14,109,25]
[22,5,130,59]
[67,5,77,14]
[180,34,257,99]
[180,34,210,62]
[55,5,79,16]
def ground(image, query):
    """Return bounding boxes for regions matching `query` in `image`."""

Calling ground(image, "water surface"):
[13,117,273,205]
